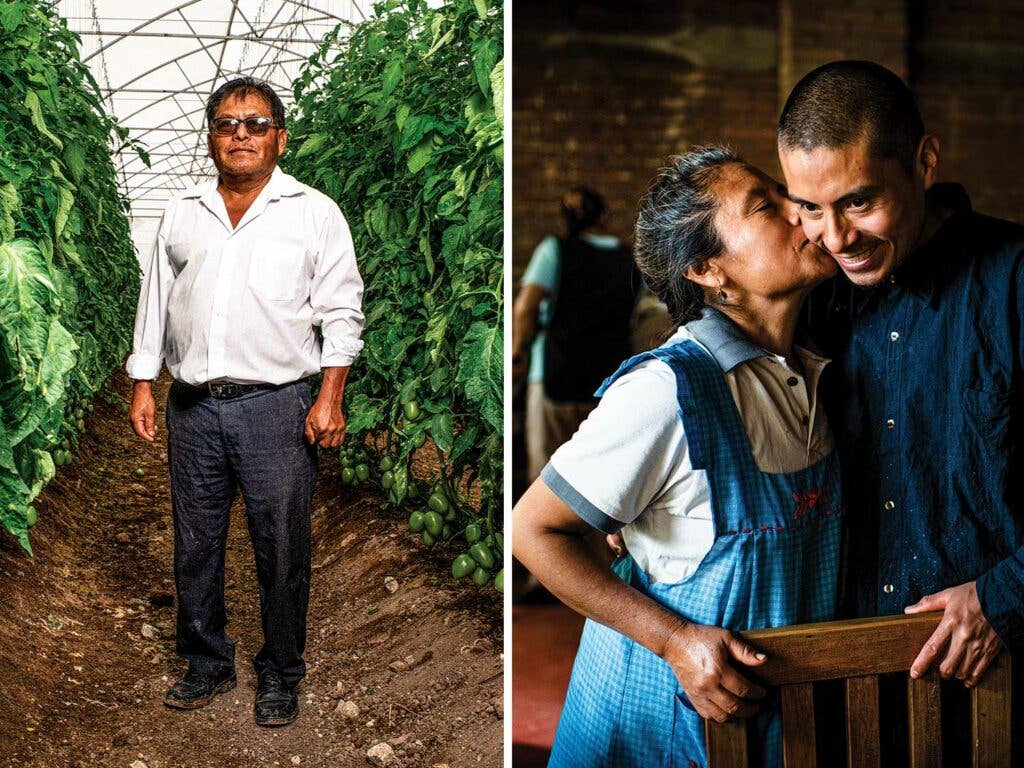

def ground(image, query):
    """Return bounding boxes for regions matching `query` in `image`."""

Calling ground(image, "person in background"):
[514,148,842,767]
[512,187,641,483]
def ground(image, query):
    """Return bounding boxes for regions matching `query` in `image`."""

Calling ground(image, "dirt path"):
[0,372,503,768]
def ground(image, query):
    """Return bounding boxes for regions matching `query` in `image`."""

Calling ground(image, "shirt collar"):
[851,183,972,313]
[685,307,771,372]
[179,165,305,202]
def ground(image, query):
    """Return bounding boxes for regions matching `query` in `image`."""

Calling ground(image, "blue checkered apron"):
[547,340,842,768]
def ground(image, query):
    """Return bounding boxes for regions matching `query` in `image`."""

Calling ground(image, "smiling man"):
[126,77,364,726]
[777,61,1024,703]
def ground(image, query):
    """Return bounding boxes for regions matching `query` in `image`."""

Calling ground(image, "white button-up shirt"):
[126,166,364,386]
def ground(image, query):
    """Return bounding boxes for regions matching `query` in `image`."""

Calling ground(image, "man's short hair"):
[777,60,924,174]
[206,77,286,129]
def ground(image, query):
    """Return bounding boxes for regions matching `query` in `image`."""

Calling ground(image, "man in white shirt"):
[126,77,364,727]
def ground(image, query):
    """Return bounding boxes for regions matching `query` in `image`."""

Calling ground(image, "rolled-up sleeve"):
[312,203,364,367]
[125,208,174,380]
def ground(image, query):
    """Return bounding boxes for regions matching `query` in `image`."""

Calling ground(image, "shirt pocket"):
[247,243,308,302]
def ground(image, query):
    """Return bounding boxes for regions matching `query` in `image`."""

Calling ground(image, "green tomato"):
[408,511,425,532]
[441,524,452,539]
[465,523,481,543]
[452,554,476,579]
[422,529,436,547]
[424,511,443,538]
[75,419,85,431]
[494,569,504,592]
[471,567,491,587]
[73,408,83,420]
[355,464,370,481]
[133,467,144,478]
[469,543,495,569]
[380,456,394,472]
[26,506,38,527]
[382,470,395,489]
[428,493,448,514]
[403,401,421,422]
[407,482,420,499]
[342,467,356,484]
[494,532,504,552]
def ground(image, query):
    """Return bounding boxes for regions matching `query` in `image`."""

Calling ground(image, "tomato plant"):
[283,0,503,588]
[0,0,141,552]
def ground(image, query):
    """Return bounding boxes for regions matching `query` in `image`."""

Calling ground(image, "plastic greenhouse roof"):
[52,0,370,256]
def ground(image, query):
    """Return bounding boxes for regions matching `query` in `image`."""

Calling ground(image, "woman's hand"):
[662,619,768,723]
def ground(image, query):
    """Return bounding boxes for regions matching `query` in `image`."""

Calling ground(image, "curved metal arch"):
[109,36,317,96]
[83,0,354,65]
[116,71,294,125]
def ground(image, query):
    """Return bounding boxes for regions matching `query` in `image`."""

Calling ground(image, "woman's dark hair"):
[633,147,740,326]
[560,187,606,238]
[206,76,286,129]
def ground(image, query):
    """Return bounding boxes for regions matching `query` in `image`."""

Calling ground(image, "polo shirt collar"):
[686,307,770,372]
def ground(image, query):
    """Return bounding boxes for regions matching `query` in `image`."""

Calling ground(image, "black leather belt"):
[177,380,289,399]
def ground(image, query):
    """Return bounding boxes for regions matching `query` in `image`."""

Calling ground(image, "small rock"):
[291,757,301,766]
[129,483,147,494]
[383,577,399,593]
[387,660,408,673]
[115,532,131,544]
[149,653,165,665]
[366,742,396,766]
[130,761,149,768]
[335,700,360,719]
[341,533,357,548]
[140,623,161,640]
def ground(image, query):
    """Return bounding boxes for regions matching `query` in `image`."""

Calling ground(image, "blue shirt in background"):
[520,233,623,384]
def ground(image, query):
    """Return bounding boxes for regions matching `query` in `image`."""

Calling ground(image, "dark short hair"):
[633,147,740,326]
[778,60,923,174]
[205,77,286,130]
[561,186,606,238]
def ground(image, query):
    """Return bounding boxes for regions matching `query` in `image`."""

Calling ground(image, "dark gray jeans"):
[166,380,316,687]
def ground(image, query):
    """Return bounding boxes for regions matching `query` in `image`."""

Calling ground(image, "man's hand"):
[661,619,767,723]
[304,398,346,448]
[130,381,157,442]
[905,580,1002,687]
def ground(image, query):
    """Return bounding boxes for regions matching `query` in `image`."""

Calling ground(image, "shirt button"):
[883,583,894,594]
[884,500,896,510]
[886,419,895,429]
[890,331,900,342]
[786,376,799,386]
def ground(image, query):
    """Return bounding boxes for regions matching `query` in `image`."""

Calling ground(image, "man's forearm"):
[318,366,350,406]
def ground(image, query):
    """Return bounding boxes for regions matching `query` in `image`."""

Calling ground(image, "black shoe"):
[254,669,298,727]
[163,667,236,710]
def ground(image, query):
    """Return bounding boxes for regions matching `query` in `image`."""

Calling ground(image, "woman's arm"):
[513,479,768,722]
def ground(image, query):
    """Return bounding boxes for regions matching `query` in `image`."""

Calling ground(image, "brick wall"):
[513,0,1024,281]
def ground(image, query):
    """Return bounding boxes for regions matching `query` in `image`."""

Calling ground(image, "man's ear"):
[277,128,287,155]
[917,134,940,191]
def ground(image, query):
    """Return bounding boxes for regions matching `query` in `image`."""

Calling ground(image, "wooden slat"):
[907,669,942,768]
[845,675,880,768]
[705,717,749,768]
[971,653,1012,768]
[737,613,943,686]
[781,683,816,768]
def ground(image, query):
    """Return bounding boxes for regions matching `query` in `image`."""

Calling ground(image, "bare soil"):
[0,372,502,768]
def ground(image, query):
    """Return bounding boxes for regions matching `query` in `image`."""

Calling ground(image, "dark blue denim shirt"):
[805,183,1024,650]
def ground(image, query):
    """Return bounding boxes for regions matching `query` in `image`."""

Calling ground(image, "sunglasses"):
[210,116,279,136]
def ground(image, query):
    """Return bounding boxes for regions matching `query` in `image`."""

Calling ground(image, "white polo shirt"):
[542,308,833,583]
